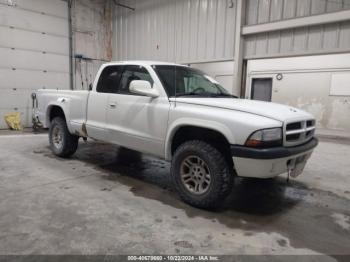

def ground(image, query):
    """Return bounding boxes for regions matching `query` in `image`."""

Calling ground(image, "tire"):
[49,117,79,158]
[171,140,234,209]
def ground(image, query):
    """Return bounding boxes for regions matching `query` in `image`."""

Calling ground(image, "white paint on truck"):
[33,61,318,208]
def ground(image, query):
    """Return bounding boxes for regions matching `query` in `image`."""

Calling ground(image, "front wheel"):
[49,117,79,158]
[171,140,234,209]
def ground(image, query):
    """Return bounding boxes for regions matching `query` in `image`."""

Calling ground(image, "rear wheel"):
[171,140,234,209]
[49,117,79,158]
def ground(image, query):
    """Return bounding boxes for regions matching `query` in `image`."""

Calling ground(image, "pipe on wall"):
[68,0,74,90]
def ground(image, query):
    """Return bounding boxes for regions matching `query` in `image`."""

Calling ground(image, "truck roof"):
[103,60,189,67]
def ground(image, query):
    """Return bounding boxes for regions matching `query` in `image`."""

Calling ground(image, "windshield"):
[152,65,236,98]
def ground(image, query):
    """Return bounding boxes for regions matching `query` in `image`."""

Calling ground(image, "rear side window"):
[119,65,154,95]
[96,66,122,93]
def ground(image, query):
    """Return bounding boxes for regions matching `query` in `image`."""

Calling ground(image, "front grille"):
[306,120,315,127]
[284,119,315,146]
[286,122,301,130]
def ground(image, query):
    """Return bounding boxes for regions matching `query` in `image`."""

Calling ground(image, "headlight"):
[245,128,282,148]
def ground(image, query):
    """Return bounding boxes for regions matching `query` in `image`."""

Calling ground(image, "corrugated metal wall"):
[244,20,350,58]
[244,0,350,58]
[114,0,236,63]
[244,0,350,131]
[0,0,69,129]
[246,0,350,25]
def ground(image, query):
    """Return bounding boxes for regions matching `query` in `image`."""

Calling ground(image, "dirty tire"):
[49,117,79,158]
[171,140,234,209]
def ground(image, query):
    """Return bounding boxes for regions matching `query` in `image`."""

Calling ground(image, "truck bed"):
[35,89,89,135]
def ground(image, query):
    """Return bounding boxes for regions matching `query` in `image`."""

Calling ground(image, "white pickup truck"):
[33,61,318,209]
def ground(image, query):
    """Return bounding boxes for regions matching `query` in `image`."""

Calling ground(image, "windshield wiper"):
[207,93,239,98]
[175,92,238,98]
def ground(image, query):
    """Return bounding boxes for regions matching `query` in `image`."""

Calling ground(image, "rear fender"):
[45,97,71,130]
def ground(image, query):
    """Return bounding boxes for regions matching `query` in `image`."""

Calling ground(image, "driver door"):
[106,65,170,157]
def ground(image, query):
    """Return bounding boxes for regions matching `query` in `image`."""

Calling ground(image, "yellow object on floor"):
[4,112,22,130]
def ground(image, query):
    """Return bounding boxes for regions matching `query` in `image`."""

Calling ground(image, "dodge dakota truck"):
[33,61,318,209]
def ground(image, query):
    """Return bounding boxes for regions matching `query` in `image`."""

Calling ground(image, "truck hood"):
[173,98,314,122]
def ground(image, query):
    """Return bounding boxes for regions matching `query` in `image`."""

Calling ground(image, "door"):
[86,65,123,140]
[0,0,69,129]
[251,78,273,102]
[106,65,170,157]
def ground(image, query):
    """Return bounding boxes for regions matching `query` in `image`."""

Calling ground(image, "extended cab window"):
[96,66,122,93]
[119,65,154,95]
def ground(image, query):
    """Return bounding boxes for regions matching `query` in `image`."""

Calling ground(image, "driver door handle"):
[109,102,117,109]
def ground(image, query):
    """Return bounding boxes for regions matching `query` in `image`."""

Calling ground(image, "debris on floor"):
[4,112,22,131]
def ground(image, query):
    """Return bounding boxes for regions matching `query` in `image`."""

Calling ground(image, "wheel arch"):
[165,120,235,162]
[45,104,67,127]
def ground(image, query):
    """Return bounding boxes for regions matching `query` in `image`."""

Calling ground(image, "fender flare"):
[164,118,235,161]
[45,97,70,129]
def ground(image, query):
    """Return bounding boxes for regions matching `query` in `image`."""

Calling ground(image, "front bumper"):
[230,138,318,178]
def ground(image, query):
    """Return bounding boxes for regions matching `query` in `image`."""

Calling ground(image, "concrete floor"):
[0,132,350,259]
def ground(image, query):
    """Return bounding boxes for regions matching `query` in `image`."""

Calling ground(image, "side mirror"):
[129,80,159,98]
[89,83,93,91]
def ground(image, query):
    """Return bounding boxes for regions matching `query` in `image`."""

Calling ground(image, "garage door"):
[0,0,70,129]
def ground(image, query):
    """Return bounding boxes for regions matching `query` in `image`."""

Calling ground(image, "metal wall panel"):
[267,31,280,53]
[283,0,297,19]
[0,0,68,18]
[114,0,236,63]
[0,48,69,72]
[0,0,69,129]
[293,27,307,51]
[0,89,35,109]
[307,25,323,50]
[257,0,271,24]
[0,27,69,55]
[0,69,69,90]
[270,0,283,21]
[246,0,259,25]
[245,0,350,25]
[255,33,268,54]
[279,29,293,53]
[311,0,326,15]
[339,21,350,48]
[296,0,311,17]
[0,5,68,36]
[326,0,344,12]
[244,20,350,58]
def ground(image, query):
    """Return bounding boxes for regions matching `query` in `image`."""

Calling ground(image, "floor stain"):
[39,141,350,256]
[33,149,45,154]
[174,240,193,249]
[277,239,287,247]
[331,213,350,230]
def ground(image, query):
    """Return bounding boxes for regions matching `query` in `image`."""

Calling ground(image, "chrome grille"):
[284,119,315,147]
